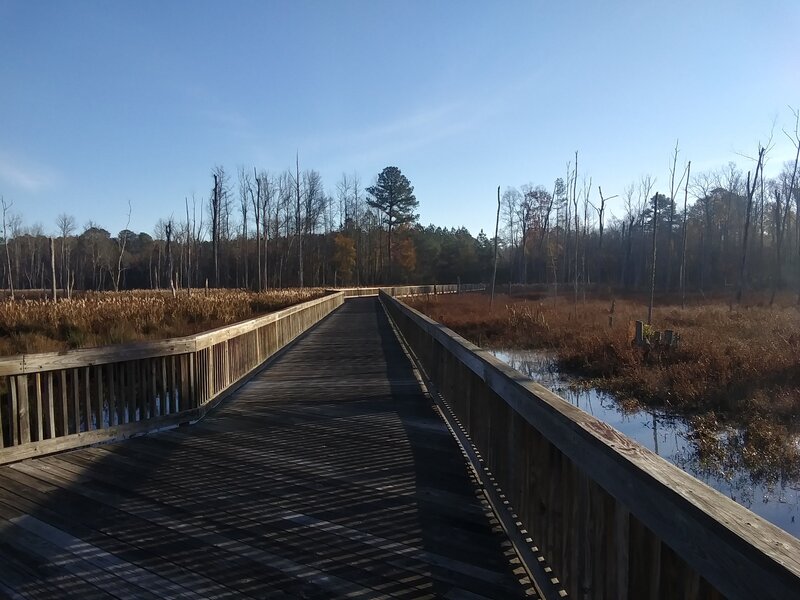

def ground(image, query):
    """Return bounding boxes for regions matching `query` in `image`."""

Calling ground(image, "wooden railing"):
[0,292,345,464]
[329,283,484,297]
[380,291,800,600]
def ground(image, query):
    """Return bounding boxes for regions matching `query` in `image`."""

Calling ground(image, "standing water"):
[492,349,800,540]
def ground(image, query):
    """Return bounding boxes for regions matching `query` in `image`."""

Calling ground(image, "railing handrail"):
[0,292,347,461]
[0,292,344,376]
[380,291,800,599]
[0,287,485,375]
[328,284,484,297]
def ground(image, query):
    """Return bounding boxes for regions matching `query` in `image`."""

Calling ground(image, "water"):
[492,349,800,540]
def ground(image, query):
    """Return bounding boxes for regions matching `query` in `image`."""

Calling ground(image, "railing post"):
[15,375,30,444]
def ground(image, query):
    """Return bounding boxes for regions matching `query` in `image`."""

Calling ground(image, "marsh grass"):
[0,288,326,356]
[408,292,800,469]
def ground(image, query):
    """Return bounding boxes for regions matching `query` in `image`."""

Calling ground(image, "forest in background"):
[1,111,799,302]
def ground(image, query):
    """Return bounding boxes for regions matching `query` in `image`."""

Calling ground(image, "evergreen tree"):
[366,166,418,280]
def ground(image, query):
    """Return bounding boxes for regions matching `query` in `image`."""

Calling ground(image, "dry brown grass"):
[0,288,326,356]
[408,292,800,427]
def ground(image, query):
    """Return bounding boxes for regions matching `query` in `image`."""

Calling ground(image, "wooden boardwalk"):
[0,298,534,599]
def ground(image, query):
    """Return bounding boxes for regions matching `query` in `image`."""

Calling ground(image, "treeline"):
[0,165,495,295]
[501,139,800,303]
[1,126,798,301]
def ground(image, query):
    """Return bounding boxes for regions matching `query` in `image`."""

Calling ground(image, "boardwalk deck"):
[0,298,534,599]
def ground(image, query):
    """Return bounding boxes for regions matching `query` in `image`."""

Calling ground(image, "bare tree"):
[2,197,14,299]
[49,237,57,301]
[666,140,689,291]
[209,166,227,287]
[571,152,579,311]
[620,183,637,287]
[490,186,501,310]
[680,161,692,307]
[165,217,176,297]
[690,170,715,293]
[736,144,767,303]
[294,153,304,287]
[784,107,800,302]
[248,168,261,291]
[259,171,273,289]
[184,196,197,296]
[56,213,76,296]
[238,167,251,289]
[113,200,132,292]
[639,175,656,324]
[592,186,617,284]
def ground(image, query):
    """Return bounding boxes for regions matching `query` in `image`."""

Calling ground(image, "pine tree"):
[366,166,418,280]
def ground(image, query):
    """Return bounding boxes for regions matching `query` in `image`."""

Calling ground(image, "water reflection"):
[492,349,800,540]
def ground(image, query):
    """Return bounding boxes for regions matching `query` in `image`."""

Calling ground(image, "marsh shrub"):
[408,292,800,423]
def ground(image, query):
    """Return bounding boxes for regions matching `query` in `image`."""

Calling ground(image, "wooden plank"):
[128,360,137,423]
[207,347,214,402]
[184,354,192,412]
[137,359,147,421]
[222,341,228,389]
[150,359,157,418]
[0,409,200,465]
[9,376,18,445]
[160,357,168,416]
[0,478,238,599]
[59,369,69,436]
[107,364,117,427]
[46,372,56,439]
[0,339,197,376]
[0,381,4,449]
[170,355,177,414]
[72,367,80,433]
[0,358,23,378]
[121,362,130,424]
[34,373,43,442]
[96,364,104,429]
[84,366,93,431]
[16,375,30,445]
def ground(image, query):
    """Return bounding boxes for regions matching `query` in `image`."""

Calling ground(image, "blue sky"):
[1,0,799,237]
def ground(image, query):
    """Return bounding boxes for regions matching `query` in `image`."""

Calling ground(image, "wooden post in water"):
[634,320,644,346]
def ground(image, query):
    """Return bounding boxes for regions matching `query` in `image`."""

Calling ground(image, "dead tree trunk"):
[490,186,500,310]
[648,193,658,325]
[50,237,57,301]
[736,147,765,304]
[1,198,14,299]
[680,161,692,307]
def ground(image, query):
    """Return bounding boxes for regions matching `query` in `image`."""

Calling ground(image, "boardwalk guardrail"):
[0,284,479,464]
[0,292,345,463]
[380,291,800,600]
[328,283,484,297]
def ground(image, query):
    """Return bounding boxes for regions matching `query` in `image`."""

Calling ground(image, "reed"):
[0,288,326,355]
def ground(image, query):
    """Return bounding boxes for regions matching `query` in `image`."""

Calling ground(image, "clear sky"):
[1,0,798,238]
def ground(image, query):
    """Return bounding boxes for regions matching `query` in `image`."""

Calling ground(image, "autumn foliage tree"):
[332,233,356,285]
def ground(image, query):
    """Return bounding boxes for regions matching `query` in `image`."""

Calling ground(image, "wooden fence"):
[380,291,800,600]
[0,284,482,465]
[329,283,484,297]
[0,292,345,464]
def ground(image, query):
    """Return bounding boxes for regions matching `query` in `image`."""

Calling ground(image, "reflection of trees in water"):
[672,426,800,510]
[496,351,800,516]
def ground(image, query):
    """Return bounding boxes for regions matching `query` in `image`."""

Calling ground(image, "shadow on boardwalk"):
[0,298,532,599]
